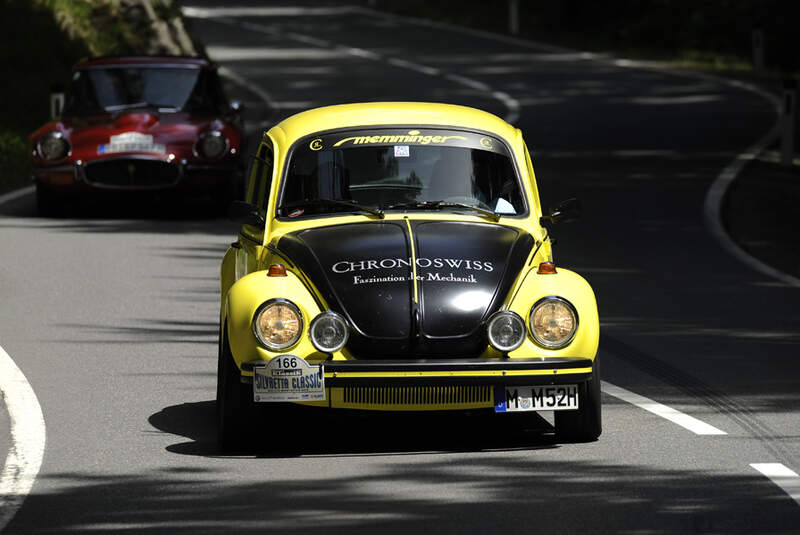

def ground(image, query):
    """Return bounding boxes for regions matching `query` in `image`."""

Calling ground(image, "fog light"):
[309,312,349,353]
[487,311,525,352]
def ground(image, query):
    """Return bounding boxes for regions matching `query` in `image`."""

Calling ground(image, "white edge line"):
[751,463,800,505]
[189,4,794,287]
[602,381,727,435]
[703,116,800,288]
[0,186,34,208]
[0,344,47,531]
[184,9,522,124]
[361,5,796,289]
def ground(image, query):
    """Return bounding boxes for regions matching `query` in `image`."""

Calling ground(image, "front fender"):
[224,270,323,371]
[505,267,599,360]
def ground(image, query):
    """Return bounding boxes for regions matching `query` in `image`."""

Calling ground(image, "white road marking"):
[751,463,800,506]
[0,344,46,531]
[0,186,34,208]
[602,381,727,435]
[360,4,795,289]
[703,116,800,288]
[182,7,522,124]
[182,6,360,18]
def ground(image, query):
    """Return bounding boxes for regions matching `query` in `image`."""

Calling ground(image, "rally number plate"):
[494,385,579,412]
[253,355,325,402]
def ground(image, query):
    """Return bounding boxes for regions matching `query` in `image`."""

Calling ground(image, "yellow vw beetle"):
[218,102,600,450]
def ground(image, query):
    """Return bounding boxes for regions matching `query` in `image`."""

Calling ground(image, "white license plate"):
[494,385,579,412]
[253,355,325,402]
[98,142,166,155]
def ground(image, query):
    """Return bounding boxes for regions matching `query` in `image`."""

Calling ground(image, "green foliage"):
[0,0,184,192]
[0,130,31,193]
[38,0,153,56]
[0,0,88,192]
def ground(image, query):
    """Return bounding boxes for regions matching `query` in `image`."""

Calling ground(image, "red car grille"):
[84,159,179,188]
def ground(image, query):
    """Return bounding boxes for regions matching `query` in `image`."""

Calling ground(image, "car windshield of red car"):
[278,128,526,218]
[64,66,224,115]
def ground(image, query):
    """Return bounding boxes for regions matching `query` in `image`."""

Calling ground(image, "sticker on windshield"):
[394,145,410,157]
[333,130,467,147]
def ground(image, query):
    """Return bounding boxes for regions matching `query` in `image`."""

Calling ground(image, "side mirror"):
[540,198,581,227]
[50,83,65,120]
[228,200,265,227]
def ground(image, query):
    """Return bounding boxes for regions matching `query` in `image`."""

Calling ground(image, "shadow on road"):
[0,190,239,238]
[148,400,558,458]
[13,437,800,533]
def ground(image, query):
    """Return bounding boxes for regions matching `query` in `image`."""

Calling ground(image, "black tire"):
[36,183,59,217]
[216,328,253,452]
[555,358,602,442]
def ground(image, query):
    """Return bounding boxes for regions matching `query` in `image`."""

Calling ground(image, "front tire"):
[216,328,253,452]
[555,358,602,442]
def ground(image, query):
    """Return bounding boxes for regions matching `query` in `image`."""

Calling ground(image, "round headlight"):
[198,130,227,159]
[529,297,578,349]
[309,312,349,353]
[38,132,70,161]
[252,299,303,350]
[487,311,526,352]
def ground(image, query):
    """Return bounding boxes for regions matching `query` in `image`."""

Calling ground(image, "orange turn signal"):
[537,262,557,274]
[268,264,287,277]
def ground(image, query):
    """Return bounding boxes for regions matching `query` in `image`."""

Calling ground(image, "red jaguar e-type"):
[29,56,244,215]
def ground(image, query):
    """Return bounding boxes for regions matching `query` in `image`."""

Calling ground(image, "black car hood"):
[276,220,534,358]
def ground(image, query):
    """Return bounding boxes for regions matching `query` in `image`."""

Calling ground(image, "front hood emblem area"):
[277,222,414,344]
[411,221,533,340]
[277,221,534,358]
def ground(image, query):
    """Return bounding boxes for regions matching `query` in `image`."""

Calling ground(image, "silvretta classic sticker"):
[253,355,325,402]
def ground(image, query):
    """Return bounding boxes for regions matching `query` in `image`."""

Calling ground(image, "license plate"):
[494,385,579,412]
[253,355,325,402]
[98,142,166,155]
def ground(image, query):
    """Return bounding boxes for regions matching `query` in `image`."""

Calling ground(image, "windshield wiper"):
[385,200,499,221]
[281,198,384,219]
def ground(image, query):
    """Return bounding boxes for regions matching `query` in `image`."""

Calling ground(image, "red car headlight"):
[37,132,70,161]
[198,130,228,159]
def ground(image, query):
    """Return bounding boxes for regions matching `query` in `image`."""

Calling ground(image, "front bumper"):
[241,357,593,386]
[241,357,594,411]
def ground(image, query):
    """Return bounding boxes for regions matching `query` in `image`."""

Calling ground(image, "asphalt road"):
[1,2,799,533]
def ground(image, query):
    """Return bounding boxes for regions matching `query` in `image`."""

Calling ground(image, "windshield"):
[278,128,525,218]
[64,66,227,115]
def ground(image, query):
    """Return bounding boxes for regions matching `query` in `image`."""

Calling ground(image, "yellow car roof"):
[267,102,518,145]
